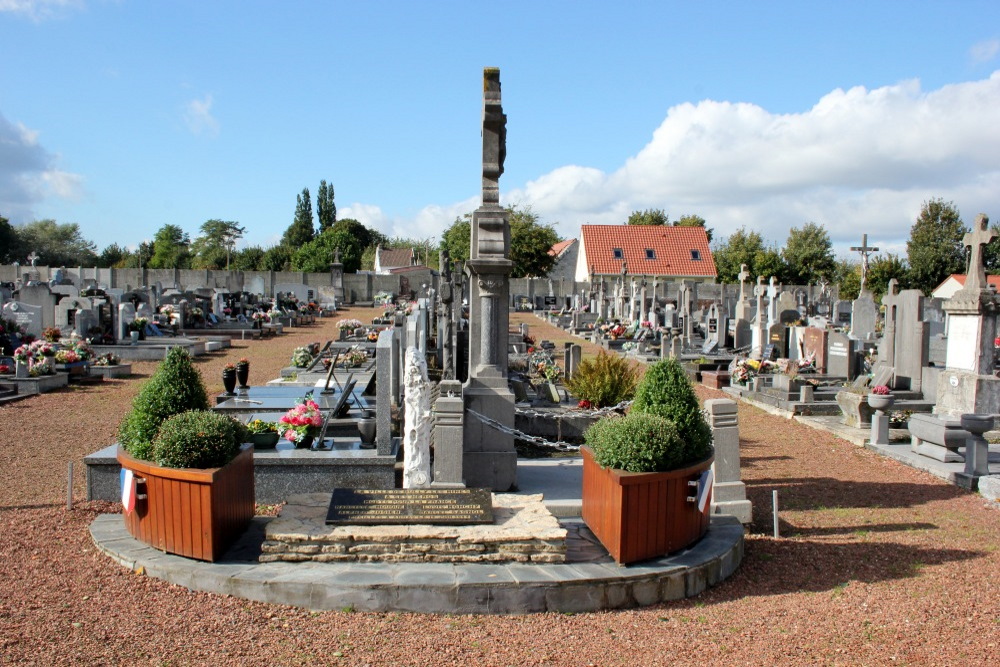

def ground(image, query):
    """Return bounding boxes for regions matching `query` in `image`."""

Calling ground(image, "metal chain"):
[465,408,581,451]
[513,399,632,420]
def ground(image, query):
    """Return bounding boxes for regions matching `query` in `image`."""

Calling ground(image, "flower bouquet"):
[346,347,368,367]
[93,352,120,366]
[336,318,363,332]
[290,346,313,368]
[279,397,323,447]
[0,363,11,374]
[42,327,62,343]
[129,317,149,332]
[55,349,81,364]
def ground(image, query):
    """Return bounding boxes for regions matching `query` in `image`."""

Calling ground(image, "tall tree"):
[190,219,245,269]
[782,222,836,285]
[867,252,910,299]
[147,224,191,269]
[437,205,558,278]
[711,227,787,283]
[282,188,315,247]
[906,198,967,295]
[11,219,97,266]
[231,246,266,271]
[0,214,21,263]
[626,208,669,226]
[316,180,337,232]
[836,259,862,301]
[293,218,386,273]
[674,214,713,243]
[96,243,129,268]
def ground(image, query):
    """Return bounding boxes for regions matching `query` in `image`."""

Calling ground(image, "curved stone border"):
[90,514,744,614]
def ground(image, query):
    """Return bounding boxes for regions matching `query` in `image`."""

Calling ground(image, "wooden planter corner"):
[117,445,255,562]
[581,445,713,564]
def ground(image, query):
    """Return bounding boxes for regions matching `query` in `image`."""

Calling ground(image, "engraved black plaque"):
[325,488,494,525]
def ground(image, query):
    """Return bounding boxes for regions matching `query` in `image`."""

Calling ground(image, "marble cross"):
[27,251,39,267]
[850,234,879,293]
[962,214,996,293]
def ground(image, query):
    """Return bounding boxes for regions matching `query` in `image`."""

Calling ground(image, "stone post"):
[705,399,752,523]
[433,380,465,487]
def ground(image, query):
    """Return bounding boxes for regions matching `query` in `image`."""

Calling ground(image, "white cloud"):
[183,94,219,137]
[970,39,1000,64]
[0,0,82,20]
[0,111,84,222]
[341,196,479,243]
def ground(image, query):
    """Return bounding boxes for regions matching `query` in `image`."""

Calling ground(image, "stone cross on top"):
[962,214,995,293]
[481,67,507,206]
[850,233,879,293]
[738,264,750,301]
[27,251,39,267]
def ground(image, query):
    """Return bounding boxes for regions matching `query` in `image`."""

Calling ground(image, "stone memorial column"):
[705,398,752,523]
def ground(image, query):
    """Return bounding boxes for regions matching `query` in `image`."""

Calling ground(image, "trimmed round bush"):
[118,347,209,461]
[631,358,713,463]
[152,411,249,469]
[584,412,685,473]
[565,350,639,408]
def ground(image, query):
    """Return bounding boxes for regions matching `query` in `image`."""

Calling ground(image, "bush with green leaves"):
[565,350,639,408]
[584,412,685,473]
[118,347,209,460]
[631,358,713,463]
[152,410,249,469]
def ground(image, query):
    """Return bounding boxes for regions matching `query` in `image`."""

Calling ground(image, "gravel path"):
[1,310,998,665]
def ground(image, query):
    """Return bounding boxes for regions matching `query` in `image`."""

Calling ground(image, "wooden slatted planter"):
[117,446,255,562]
[581,445,713,564]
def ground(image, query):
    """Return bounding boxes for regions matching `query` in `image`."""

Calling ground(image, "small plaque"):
[326,488,494,525]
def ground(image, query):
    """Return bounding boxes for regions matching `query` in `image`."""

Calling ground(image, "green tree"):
[782,222,836,285]
[0,215,21,263]
[836,259,861,301]
[147,224,191,269]
[231,245,266,271]
[906,198,967,295]
[282,188,315,247]
[980,220,1000,274]
[316,180,336,232]
[867,253,910,300]
[627,208,669,225]
[96,243,129,268]
[438,206,558,278]
[190,219,245,269]
[12,219,97,266]
[710,227,787,283]
[674,214,713,243]
[260,245,292,271]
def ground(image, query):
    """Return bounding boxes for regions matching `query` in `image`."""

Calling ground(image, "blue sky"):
[2,0,999,261]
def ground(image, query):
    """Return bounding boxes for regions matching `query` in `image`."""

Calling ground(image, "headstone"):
[55,296,94,335]
[1,300,43,339]
[827,332,855,379]
[118,302,136,342]
[15,284,56,332]
[803,327,828,373]
[850,292,878,341]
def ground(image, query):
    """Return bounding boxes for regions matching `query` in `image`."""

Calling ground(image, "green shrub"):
[118,347,209,460]
[584,412,684,473]
[631,358,712,462]
[565,350,639,408]
[152,411,249,469]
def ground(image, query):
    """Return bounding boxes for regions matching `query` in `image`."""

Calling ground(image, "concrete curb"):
[90,514,744,614]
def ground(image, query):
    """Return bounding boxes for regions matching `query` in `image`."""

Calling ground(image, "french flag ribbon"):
[696,468,714,513]
[120,469,136,515]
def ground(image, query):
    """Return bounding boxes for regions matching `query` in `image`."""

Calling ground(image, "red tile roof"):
[377,247,414,270]
[941,273,1000,290]
[580,225,716,278]
[548,238,576,257]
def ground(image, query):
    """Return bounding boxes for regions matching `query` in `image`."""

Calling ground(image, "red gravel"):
[1,309,998,665]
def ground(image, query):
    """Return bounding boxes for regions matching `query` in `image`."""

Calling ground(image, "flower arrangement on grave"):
[732,358,758,386]
[70,339,92,361]
[13,345,32,365]
[345,346,367,367]
[0,363,10,374]
[336,318,363,332]
[528,349,562,385]
[374,291,393,307]
[32,341,56,358]
[93,352,120,366]
[290,346,313,368]
[366,329,382,342]
[621,341,637,353]
[236,357,249,369]
[160,304,175,316]
[129,317,149,332]
[279,397,323,445]
[55,349,81,364]
[189,307,204,320]
[223,307,232,316]
[42,327,61,343]
[246,419,278,435]
[251,311,270,323]
[871,384,890,396]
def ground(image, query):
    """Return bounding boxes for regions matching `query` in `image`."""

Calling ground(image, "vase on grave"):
[221,368,237,395]
[236,362,249,388]
[130,331,139,345]
[357,411,376,449]
[15,360,28,378]
[247,432,279,450]
[866,393,894,412]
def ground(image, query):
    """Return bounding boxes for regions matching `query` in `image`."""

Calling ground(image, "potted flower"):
[130,317,149,340]
[245,419,279,450]
[290,346,313,368]
[279,397,324,448]
[235,357,250,388]
[13,344,32,377]
[582,358,714,564]
[117,348,253,562]
[221,362,237,395]
[867,384,893,412]
[346,347,368,367]
[42,326,61,343]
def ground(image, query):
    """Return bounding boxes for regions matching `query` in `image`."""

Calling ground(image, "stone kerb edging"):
[90,514,743,614]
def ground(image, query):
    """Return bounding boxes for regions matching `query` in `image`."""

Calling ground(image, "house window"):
[612,248,624,260]
[690,249,701,260]
[645,249,656,260]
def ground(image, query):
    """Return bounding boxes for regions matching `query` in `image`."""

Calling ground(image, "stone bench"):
[907,413,968,463]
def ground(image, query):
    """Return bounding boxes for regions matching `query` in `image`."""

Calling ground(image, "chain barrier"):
[465,408,581,452]
[513,400,632,420]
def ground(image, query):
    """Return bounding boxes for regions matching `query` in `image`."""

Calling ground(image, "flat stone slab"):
[89,513,744,614]
[263,493,566,564]
[87,364,132,379]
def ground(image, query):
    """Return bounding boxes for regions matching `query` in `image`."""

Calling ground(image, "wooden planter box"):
[117,446,255,562]
[582,445,713,564]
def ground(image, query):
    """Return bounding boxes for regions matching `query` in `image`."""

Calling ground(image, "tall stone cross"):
[766,276,779,325]
[753,275,766,315]
[738,264,750,302]
[962,214,996,293]
[27,251,39,267]
[850,234,879,294]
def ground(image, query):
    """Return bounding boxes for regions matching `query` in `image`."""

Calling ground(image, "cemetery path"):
[0,309,998,665]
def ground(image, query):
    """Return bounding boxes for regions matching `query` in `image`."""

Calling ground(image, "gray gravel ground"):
[1,308,998,665]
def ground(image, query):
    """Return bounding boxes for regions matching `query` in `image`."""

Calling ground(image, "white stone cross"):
[962,214,996,293]
[27,251,39,267]
[738,264,750,302]
[850,234,879,293]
